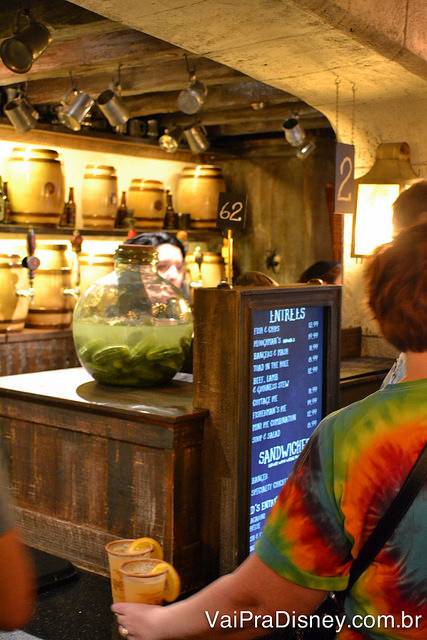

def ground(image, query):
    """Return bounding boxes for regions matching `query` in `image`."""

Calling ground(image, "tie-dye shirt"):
[256,378,427,640]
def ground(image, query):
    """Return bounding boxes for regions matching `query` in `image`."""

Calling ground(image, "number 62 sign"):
[216,192,246,231]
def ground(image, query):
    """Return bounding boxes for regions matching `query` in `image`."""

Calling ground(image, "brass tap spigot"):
[191,245,204,288]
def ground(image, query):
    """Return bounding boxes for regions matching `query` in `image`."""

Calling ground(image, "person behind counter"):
[113,223,427,640]
[382,179,427,386]
[0,452,35,630]
[235,270,279,287]
[125,231,190,298]
[298,260,342,285]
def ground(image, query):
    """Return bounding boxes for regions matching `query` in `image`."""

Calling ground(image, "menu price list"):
[249,306,324,552]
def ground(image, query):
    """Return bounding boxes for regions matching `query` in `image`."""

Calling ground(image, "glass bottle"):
[72,244,193,387]
[116,191,129,228]
[60,187,76,227]
[0,177,5,223]
[3,182,11,224]
[163,188,178,229]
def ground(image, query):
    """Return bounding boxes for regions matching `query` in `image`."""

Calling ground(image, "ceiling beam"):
[18,59,244,104]
[123,80,299,117]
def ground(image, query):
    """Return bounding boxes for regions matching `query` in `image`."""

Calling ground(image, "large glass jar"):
[72,244,193,387]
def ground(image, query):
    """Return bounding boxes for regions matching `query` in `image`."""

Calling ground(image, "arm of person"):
[112,553,327,640]
[0,527,36,630]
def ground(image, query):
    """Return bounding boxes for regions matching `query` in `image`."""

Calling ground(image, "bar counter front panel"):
[0,368,207,594]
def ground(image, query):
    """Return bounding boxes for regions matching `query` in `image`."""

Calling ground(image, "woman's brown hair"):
[365,222,427,352]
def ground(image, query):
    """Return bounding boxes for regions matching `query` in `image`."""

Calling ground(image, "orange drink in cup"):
[106,537,162,602]
[120,558,181,605]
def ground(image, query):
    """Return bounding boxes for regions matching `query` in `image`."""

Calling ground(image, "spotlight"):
[97,88,130,127]
[282,117,315,160]
[4,90,39,133]
[158,126,184,153]
[184,125,210,153]
[57,88,94,132]
[97,68,130,128]
[177,71,207,115]
[0,8,51,74]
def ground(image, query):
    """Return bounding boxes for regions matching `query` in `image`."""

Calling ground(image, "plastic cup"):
[105,539,153,603]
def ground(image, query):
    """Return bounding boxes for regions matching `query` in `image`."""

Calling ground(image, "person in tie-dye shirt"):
[112,223,427,640]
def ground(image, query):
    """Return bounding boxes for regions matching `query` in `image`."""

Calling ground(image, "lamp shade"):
[351,143,419,257]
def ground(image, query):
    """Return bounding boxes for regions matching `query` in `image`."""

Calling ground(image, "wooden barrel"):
[79,252,114,294]
[176,165,226,228]
[128,179,165,229]
[0,254,30,332]
[82,164,118,229]
[26,243,76,329]
[7,147,65,227]
[185,251,225,287]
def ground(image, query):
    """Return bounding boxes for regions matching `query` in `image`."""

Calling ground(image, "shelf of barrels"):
[0,147,226,377]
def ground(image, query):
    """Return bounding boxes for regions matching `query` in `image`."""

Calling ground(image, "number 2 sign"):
[217,192,246,231]
[334,143,355,214]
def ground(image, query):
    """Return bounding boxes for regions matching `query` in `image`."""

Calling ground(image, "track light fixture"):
[158,126,185,153]
[96,65,130,129]
[57,73,94,132]
[0,8,51,74]
[282,117,316,160]
[177,57,207,115]
[4,86,39,133]
[184,124,210,153]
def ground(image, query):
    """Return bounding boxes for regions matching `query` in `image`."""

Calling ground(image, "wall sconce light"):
[282,117,316,160]
[351,142,419,257]
[4,88,39,133]
[0,8,51,74]
[184,124,210,153]
[158,126,184,153]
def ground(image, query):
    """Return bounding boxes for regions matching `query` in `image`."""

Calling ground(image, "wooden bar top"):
[0,367,207,426]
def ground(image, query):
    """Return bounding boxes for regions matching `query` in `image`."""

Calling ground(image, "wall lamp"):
[158,126,184,153]
[282,117,316,160]
[0,8,51,74]
[4,87,39,133]
[351,142,419,257]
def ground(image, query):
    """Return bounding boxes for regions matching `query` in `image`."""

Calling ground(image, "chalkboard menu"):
[231,286,341,562]
[249,305,325,552]
[192,284,340,575]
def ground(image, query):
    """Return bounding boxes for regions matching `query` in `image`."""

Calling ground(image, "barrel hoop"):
[11,212,61,218]
[33,268,72,274]
[83,175,117,180]
[9,158,61,164]
[0,318,25,325]
[0,263,23,268]
[25,322,71,329]
[179,175,223,179]
[133,216,163,221]
[27,308,73,314]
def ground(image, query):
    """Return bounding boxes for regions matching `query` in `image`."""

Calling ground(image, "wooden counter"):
[0,368,208,593]
[339,356,395,407]
[0,328,79,376]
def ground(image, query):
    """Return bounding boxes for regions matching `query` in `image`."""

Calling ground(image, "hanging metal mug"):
[97,89,130,127]
[177,78,207,115]
[0,9,51,74]
[184,125,210,153]
[57,89,94,131]
[4,96,39,133]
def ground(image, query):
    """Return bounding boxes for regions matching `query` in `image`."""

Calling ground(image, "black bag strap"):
[345,441,427,594]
